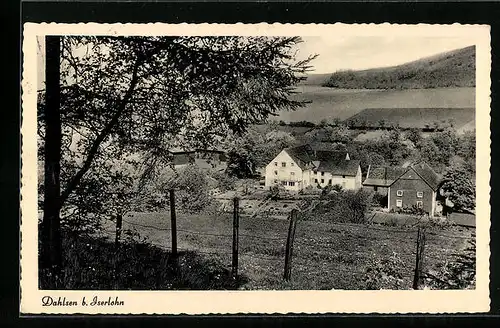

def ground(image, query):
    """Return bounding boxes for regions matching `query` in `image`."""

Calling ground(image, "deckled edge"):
[20,22,492,315]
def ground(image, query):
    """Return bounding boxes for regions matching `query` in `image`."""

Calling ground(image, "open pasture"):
[276,86,475,124]
[346,107,475,130]
[100,210,474,290]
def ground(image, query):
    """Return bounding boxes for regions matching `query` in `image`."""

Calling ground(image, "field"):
[100,210,474,290]
[346,107,475,130]
[277,86,475,124]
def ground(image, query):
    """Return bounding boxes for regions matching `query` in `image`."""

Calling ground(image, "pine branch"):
[59,56,143,208]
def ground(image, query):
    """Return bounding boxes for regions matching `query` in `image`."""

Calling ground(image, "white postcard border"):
[21,23,491,314]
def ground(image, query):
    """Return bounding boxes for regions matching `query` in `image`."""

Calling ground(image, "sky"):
[294,35,476,74]
[37,35,476,89]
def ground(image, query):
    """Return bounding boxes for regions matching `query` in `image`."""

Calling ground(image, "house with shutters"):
[363,161,441,216]
[264,143,362,192]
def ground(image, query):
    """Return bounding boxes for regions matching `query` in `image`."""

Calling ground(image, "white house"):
[265,143,362,192]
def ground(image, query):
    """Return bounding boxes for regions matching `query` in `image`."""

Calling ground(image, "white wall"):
[265,152,362,192]
[265,150,303,192]
[311,169,360,190]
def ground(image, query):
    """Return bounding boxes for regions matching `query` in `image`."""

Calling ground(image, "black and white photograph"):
[21,23,491,314]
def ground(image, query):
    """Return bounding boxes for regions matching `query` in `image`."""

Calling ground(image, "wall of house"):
[311,169,360,190]
[265,150,303,192]
[354,166,362,189]
[389,169,435,215]
[363,185,389,195]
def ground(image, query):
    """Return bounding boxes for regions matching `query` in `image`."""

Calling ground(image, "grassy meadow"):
[346,107,475,130]
[97,211,474,290]
[277,86,475,125]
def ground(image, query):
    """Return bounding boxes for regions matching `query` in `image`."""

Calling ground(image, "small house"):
[363,162,441,216]
[169,148,227,171]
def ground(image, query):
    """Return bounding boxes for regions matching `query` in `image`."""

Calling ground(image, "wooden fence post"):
[169,189,177,259]
[115,213,123,248]
[412,226,427,289]
[284,209,299,281]
[232,197,240,279]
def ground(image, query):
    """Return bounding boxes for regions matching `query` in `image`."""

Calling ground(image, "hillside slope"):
[320,45,475,89]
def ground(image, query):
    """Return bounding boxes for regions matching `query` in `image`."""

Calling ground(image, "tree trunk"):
[40,35,62,288]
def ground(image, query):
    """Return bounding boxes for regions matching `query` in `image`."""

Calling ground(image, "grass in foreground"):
[94,211,474,290]
[39,232,247,290]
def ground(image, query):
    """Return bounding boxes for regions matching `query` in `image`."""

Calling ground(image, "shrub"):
[309,189,373,224]
[395,204,427,216]
[422,239,475,290]
[364,252,407,290]
[210,171,236,192]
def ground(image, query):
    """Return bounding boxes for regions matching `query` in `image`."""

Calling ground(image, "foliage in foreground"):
[39,232,246,290]
[423,238,476,290]
[305,189,374,224]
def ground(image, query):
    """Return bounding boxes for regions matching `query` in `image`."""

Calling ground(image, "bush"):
[422,239,475,290]
[364,252,406,290]
[210,171,236,192]
[307,189,373,224]
[394,204,427,216]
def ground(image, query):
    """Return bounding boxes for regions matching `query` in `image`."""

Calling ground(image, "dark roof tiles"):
[410,162,441,191]
[363,166,407,187]
[363,161,441,191]
[284,143,357,176]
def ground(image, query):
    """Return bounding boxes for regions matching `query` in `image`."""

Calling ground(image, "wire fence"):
[102,191,475,290]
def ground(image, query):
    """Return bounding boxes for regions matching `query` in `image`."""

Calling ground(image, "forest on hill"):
[312,46,475,90]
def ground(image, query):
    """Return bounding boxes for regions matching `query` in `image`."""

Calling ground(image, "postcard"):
[21,23,491,314]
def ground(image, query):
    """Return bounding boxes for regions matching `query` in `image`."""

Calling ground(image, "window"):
[274,162,278,166]
[290,172,295,176]
[374,186,378,192]
[416,201,423,208]
[291,163,294,167]
[396,199,403,207]
[313,170,317,175]
[281,181,287,186]
[281,162,286,167]
[342,175,345,178]
[273,179,277,184]
[417,191,423,198]
[397,190,403,196]
[289,181,295,186]
[274,170,278,175]
[328,179,332,185]
[321,179,324,184]
[314,179,318,183]
[321,172,325,176]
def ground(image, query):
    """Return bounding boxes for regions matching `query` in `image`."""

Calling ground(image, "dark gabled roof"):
[314,150,347,163]
[169,147,225,154]
[284,143,355,175]
[318,159,360,176]
[410,161,441,191]
[285,144,314,167]
[364,162,441,191]
[363,166,407,187]
[309,142,347,152]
